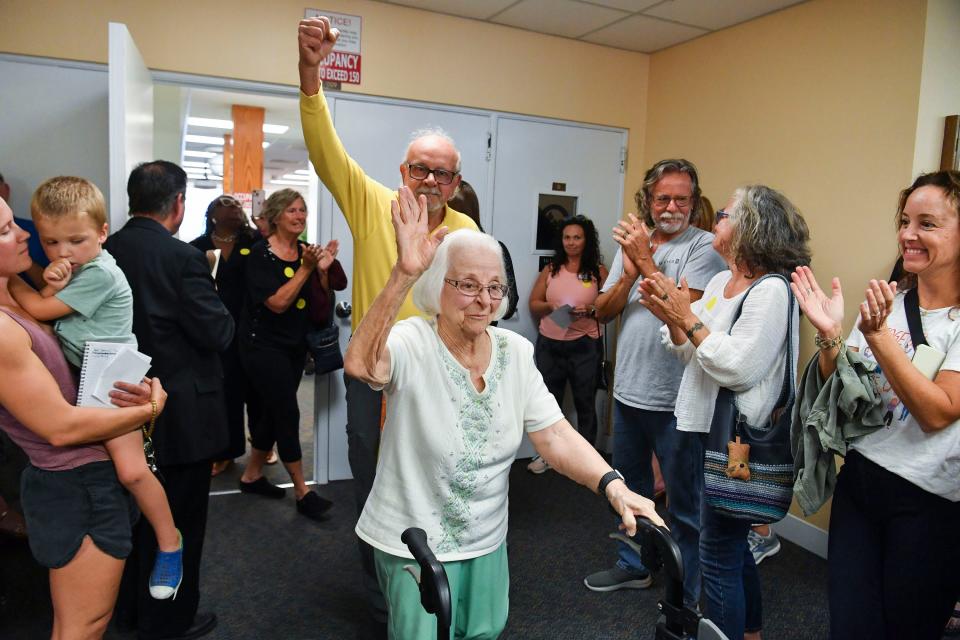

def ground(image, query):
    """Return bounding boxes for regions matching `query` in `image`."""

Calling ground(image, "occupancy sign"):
[304,9,362,85]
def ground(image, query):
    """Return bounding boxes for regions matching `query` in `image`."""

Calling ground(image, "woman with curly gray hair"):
[638,184,810,640]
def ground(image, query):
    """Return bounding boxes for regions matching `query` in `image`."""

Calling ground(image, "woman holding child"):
[0,192,167,638]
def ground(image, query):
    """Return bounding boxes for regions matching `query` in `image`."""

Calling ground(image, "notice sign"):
[304,9,362,85]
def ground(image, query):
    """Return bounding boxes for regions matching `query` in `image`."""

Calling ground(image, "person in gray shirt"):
[584,159,725,607]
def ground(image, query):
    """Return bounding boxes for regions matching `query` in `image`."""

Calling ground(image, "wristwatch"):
[598,469,625,496]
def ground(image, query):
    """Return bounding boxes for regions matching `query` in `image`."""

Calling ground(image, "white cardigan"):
[661,271,798,433]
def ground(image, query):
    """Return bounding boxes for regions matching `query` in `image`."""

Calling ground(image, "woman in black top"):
[189,195,259,475]
[237,189,345,520]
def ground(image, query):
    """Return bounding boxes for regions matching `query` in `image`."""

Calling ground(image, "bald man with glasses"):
[297,16,477,638]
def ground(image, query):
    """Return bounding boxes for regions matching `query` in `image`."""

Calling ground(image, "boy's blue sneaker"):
[149,530,183,600]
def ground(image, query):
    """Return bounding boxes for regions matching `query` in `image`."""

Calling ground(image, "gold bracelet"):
[143,399,158,438]
[815,334,844,350]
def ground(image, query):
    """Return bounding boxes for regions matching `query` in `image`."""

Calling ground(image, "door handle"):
[335,301,352,318]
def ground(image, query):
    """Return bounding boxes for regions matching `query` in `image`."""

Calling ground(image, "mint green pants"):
[373,542,509,640]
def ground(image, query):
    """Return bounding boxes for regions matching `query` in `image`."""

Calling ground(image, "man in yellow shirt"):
[298,16,478,638]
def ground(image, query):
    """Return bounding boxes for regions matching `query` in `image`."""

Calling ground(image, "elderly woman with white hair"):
[345,187,663,639]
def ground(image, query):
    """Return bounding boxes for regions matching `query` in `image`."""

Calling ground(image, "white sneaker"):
[748,528,781,565]
[526,456,550,474]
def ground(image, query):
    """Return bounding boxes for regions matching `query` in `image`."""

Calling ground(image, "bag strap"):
[595,315,606,361]
[726,273,796,415]
[904,287,927,348]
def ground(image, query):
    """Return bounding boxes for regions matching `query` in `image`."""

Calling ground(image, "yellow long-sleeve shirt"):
[300,90,478,332]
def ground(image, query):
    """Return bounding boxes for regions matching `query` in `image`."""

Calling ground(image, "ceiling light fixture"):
[187,117,289,135]
[183,161,210,169]
[270,179,312,186]
[185,134,224,145]
[183,150,217,159]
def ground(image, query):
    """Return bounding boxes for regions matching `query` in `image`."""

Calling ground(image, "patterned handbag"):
[702,274,795,524]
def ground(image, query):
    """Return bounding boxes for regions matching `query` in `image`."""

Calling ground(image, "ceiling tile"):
[492,0,629,39]
[581,13,707,52]
[642,0,807,30]
[381,0,518,20]
[585,0,662,11]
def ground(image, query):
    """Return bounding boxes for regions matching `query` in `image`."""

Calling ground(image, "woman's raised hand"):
[859,279,897,339]
[791,266,845,337]
[301,244,326,271]
[391,186,447,277]
[637,272,692,327]
[318,239,339,271]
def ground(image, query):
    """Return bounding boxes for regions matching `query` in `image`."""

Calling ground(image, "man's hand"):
[614,213,653,269]
[298,17,340,68]
[43,258,73,292]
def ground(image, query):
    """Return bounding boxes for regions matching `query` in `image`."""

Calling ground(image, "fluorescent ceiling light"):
[282,173,310,181]
[187,117,289,135]
[183,161,209,169]
[270,179,311,186]
[185,134,224,145]
[183,150,217,159]
[263,142,270,149]
[294,169,310,175]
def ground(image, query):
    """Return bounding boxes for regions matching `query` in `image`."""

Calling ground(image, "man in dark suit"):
[106,161,234,640]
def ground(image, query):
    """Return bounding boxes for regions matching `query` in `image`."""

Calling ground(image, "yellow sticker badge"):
[239,248,250,256]
[295,298,307,310]
[284,267,295,278]
[705,296,718,311]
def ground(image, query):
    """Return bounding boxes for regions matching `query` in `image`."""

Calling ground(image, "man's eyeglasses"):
[444,278,509,300]
[715,209,730,224]
[215,195,243,208]
[652,195,692,208]
[406,163,459,186]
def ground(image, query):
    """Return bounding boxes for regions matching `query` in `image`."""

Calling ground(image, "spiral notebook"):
[76,341,152,408]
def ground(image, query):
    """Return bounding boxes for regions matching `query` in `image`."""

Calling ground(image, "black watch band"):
[598,469,625,496]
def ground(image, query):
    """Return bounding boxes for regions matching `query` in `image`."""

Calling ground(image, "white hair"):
[412,229,507,322]
[403,126,462,173]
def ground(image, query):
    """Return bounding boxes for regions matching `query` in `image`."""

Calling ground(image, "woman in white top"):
[792,170,960,640]
[638,185,810,640]
[344,187,663,640]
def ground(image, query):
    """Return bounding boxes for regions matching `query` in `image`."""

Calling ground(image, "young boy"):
[9,176,183,600]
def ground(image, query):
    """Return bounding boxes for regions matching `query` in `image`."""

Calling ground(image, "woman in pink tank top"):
[528,216,609,471]
[0,197,167,639]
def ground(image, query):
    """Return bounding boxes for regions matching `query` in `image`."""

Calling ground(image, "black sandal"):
[239,477,285,499]
[296,491,333,521]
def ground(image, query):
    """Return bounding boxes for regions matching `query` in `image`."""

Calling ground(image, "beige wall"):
[0,0,650,217]
[646,0,927,529]
[912,0,960,175]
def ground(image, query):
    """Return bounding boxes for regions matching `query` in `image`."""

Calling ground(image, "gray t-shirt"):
[603,225,725,411]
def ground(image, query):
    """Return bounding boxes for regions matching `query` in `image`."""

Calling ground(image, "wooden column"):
[231,105,264,193]
[222,134,233,194]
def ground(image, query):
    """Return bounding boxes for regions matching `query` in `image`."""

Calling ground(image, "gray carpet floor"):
[0,459,831,639]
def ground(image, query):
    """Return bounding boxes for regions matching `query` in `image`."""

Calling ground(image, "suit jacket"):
[104,216,235,466]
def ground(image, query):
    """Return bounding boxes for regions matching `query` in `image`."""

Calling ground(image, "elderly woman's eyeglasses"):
[444,278,509,300]
[715,210,730,223]
[406,163,459,185]
[652,195,692,208]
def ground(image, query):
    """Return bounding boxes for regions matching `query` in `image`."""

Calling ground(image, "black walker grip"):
[401,527,453,640]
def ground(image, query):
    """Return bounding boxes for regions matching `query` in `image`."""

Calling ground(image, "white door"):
[490,116,626,456]
[107,23,154,232]
[317,96,492,481]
